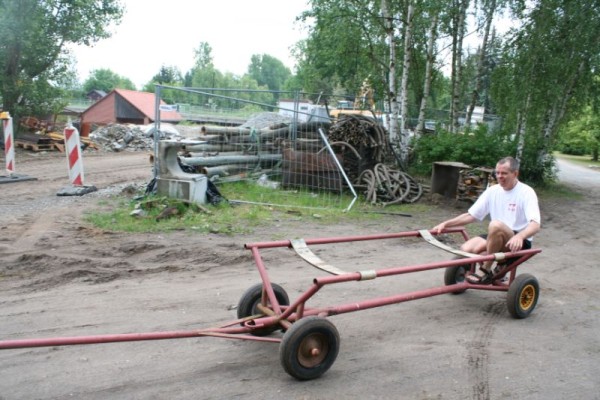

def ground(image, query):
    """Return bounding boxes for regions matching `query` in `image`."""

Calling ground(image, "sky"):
[70,0,311,88]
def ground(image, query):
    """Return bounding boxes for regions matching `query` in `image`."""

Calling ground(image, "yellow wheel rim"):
[519,284,536,311]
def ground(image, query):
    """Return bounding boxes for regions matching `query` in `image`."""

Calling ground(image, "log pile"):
[457,167,495,202]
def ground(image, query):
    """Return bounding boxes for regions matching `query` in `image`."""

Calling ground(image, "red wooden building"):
[80,89,182,136]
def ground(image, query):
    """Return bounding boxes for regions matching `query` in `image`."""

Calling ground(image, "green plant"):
[410,125,513,176]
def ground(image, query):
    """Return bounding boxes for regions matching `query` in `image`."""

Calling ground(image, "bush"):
[410,124,514,176]
[556,136,590,156]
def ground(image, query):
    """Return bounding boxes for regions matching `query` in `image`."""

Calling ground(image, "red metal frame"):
[0,227,541,350]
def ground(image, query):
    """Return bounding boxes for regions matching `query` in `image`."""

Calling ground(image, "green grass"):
[83,185,408,235]
[536,181,584,201]
[555,152,600,169]
[83,168,585,236]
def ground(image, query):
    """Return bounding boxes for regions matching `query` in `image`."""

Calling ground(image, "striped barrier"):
[2,113,14,175]
[0,112,37,184]
[63,125,84,186]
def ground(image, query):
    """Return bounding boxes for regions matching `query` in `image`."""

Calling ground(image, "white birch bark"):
[416,15,438,135]
[381,0,399,144]
[399,1,414,166]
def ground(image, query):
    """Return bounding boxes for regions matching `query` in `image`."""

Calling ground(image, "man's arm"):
[432,212,477,234]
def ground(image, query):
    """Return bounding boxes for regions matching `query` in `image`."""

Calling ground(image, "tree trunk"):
[466,0,496,125]
[398,1,414,167]
[515,93,531,163]
[537,60,586,163]
[416,15,438,135]
[450,0,469,133]
[381,0,399,144]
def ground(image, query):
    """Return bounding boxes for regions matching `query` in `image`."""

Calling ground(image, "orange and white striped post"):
[1,112,15,176]
[63,123,85,186]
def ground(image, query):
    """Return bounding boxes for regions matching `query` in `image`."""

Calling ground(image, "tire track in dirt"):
[467,301,504,400]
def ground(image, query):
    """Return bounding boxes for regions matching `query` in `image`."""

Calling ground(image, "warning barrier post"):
[2,112,15,175]
[56,122,97,196]
[0,112,37,184]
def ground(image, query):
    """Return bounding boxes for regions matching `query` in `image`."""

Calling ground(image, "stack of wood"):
[457,167,495,202]
[14,132,56,151]
[16,116,97,152]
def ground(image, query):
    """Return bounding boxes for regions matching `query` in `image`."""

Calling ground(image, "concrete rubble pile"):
[89,123,183,152]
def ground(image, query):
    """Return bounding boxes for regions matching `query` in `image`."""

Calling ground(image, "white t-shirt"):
[468,181,541,240]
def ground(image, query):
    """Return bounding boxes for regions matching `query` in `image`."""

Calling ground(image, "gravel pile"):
[239,112,291,129]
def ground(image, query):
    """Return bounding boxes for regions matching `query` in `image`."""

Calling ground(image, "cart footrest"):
[418,230,506,261]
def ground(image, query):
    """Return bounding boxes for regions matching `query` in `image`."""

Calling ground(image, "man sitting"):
[432,156,541,283]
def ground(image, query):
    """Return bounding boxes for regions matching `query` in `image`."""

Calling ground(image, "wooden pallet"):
[15,140,56,152]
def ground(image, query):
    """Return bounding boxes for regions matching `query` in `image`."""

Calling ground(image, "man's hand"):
[432,222,446,235]
[506,235,523,252]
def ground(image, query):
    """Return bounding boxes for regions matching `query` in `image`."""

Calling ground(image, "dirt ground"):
[0,149,599,400]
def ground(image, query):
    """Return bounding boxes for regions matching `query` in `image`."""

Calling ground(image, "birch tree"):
[465,0,498,125]
[449,0,469,133]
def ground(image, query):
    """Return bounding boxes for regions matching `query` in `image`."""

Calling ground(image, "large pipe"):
[184,144,245,152]
[181,153,282,167]
[201,164,249,178]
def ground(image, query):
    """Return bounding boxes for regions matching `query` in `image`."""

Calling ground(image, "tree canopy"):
[83,68,135,93]
[0,0,123,118]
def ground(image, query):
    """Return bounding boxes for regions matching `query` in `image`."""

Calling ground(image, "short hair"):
[497,156,520,172]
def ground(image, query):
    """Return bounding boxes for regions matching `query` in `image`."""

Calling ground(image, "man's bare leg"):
[482,220,514,271]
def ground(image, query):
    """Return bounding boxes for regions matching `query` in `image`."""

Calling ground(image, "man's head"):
[495,156,519,190]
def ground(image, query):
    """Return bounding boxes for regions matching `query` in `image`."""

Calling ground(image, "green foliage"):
[83,68,136,92]
[247,54,292,93]
[0,0,123,117]
[557,106,600,158]
[518,136,556,184]
[410,124,514,175]
[85,196,268,235]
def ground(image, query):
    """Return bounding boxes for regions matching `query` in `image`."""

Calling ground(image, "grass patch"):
[536,181,584,201]
[84,196,277,235]
[555,152,600,169]
[82,173,446,235]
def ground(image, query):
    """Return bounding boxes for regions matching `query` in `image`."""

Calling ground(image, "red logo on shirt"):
[508,203,517,212]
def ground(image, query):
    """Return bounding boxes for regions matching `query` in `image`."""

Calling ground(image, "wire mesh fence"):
[151,86,428,210]
[154,86,363,211]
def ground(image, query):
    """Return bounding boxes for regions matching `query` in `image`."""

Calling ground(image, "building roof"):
[113,88,182,122]
[87,89,107,97]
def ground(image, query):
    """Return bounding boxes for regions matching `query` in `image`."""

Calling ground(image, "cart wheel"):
[237,283,289,336]
[280,316,340,380]
[444,256,471,294]
[507,274,539,319]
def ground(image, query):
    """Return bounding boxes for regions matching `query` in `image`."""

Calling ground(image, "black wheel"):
[280,316,340,380]
[237,283,289,336]
[444,256,472,294]
[507,273,539,319]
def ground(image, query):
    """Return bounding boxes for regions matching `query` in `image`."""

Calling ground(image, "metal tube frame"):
[0,227,541,350]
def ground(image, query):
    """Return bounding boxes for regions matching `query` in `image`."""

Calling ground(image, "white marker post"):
[56,121,97,196]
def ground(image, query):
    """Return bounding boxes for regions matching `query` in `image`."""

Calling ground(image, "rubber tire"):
[444,256,471,294]
[237,283,289,336]
[280,317,340,380]
[507,273,539,319]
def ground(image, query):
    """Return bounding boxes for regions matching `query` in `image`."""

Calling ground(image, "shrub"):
[410,124,513,176]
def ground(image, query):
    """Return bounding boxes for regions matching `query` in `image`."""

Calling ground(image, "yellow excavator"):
[328,80,382,121]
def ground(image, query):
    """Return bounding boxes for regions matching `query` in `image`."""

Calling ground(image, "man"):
[432,156,541,283]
